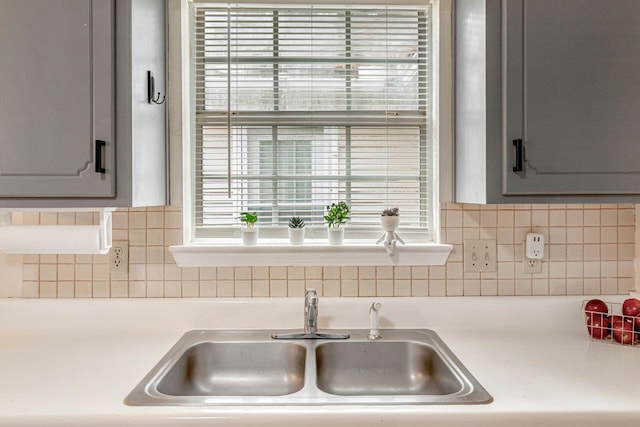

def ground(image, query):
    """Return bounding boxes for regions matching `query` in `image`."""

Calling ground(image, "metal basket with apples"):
[583,298,640,346]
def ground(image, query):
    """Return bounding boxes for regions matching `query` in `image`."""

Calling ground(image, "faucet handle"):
[305,288,318,303]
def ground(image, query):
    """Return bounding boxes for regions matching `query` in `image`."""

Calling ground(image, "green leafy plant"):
[324,202,350,228]
[288,216,306,229]
[382,207,399,216]
[238,212,258,230]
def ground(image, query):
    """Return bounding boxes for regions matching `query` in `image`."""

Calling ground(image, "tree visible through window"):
[193,4,433,241]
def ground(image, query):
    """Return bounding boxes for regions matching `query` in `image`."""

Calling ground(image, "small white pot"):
[328,227,344,245]
[242,228,258,246]
[380,215,400,232]
[288,228,305,245]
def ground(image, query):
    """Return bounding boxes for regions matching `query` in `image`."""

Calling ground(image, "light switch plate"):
[464,239,497,273]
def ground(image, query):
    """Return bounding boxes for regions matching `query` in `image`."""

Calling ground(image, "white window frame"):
[168,0,453,267]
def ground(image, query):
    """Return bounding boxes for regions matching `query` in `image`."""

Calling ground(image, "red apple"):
[622,298,640,317]
[610,315,628,329]
[584,299,608,322]
[612,320,636,345]
[587,315,611,339]
[634,316,640,331]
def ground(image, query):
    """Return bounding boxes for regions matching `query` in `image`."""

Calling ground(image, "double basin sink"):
[125,329,492,406]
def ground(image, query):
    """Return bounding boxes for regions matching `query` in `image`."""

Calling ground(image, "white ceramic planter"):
[242,228,258,246]
[328,227,344,245]
[288,228,305,245]
[380,215,400,232]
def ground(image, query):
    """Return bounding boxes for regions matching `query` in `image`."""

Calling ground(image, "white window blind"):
[192,3,433,241]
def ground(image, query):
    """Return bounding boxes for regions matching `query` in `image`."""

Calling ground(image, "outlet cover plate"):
[464,239,497,273]
[522,246,543,274]
[109,240,129,274]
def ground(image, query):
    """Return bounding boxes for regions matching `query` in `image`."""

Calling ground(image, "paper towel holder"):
[0,208,114,255]
[98,209,113,253]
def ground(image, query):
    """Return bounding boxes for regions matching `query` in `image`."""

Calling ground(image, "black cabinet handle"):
[95,140,106,174]
[512,139,523,172]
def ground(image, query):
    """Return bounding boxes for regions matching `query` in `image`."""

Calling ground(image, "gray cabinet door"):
[0,0,115,197]
[503,0,640,196]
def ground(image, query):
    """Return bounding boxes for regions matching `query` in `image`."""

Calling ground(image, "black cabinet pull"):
[95,140,106,174]
[512,139,523,172]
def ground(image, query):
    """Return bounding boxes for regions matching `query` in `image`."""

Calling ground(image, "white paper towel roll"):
[0,226,109,254]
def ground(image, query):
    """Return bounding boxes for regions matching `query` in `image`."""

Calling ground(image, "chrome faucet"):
[304,288,319,334]
[272,288,349,340]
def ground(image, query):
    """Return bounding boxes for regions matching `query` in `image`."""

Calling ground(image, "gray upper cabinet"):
[455,0,640,203]
[0,0,167,208]
[0,0,115,198]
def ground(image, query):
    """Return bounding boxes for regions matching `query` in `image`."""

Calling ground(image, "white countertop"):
[0,296,638,426]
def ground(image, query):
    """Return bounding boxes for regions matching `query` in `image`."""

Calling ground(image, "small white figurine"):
[376,208,404,256]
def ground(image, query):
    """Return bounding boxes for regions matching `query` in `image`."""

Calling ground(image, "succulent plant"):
[288,216,306,229]
[382,207,400,216]
[325,202,350,228]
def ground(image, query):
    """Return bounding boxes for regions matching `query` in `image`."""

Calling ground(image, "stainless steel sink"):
[316,341,463,396]
[156,341,306,396]
[125,329,492,406]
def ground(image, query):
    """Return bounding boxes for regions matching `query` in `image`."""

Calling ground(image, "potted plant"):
[238,211,258,245]
[324,202,350,245]
[381,207,400,232]
[288,216,306,245]
[377,207,404,255]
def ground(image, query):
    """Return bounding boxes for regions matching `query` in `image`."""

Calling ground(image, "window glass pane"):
[198,125,425,227]
[196,7,427,112]
[279,10,346,58]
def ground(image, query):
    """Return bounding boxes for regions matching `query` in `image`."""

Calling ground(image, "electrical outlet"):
[525,233,545,259]
[522,257,543,274]
[109,240,129,273]
[522,245,543,274]
[464,239,497,273]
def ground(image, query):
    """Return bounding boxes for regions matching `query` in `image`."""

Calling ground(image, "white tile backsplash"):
[8,203,637,298]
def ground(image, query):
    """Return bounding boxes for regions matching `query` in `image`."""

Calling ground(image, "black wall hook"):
[147,70,166,105]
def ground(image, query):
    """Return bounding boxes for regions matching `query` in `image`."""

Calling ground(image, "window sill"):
[169,241,453,267]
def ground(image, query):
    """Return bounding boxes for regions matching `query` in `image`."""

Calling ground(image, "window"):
[191,3,434,242]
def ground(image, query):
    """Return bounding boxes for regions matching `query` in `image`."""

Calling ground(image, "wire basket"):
[582,299,640,346]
